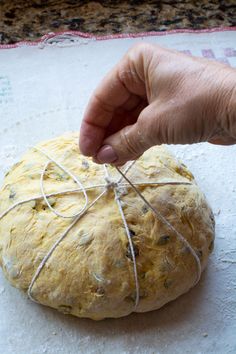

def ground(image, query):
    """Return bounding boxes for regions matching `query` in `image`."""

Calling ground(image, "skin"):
[79,43,236,166]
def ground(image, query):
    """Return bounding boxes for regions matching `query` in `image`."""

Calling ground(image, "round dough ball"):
[0,133,215,320]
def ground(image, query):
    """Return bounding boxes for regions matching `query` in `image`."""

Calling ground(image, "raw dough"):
[0,133,215,320]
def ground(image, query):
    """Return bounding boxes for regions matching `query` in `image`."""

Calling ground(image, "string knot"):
[104,176,118,191]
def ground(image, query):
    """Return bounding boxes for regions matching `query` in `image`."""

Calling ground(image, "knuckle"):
[130,42,154,54]
[126,43,154,64]
[120,127,141,157]
[93,93,114,114]
[123,43,156,87]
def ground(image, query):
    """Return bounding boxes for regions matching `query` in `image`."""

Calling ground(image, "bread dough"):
[0,133,215,320]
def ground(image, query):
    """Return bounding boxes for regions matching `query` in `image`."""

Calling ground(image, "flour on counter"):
[0,145,19,174]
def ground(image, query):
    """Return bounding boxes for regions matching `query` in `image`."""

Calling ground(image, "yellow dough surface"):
[0,133,215,320]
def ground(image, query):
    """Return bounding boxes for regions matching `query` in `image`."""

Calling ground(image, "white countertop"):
[0,30,235,354]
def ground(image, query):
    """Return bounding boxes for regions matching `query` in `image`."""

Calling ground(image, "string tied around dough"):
[104,176,118,191]
[0,146,202,312]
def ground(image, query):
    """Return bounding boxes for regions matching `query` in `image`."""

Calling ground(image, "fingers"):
[79,65,140,157]
[79,41,236,164]
[209,136,236,145]
[95,124,149,166]
[79,120,106,157]
[92,98,205,166]
[79,73,131,156]
[95,104,158,165]
[79,43,152,157]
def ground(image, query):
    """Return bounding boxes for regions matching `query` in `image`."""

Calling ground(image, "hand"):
[79,43,236,165]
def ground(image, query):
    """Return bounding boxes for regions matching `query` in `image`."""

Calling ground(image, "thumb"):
[95,106,158,166]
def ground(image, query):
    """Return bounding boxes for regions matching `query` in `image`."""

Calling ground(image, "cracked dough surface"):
[0,132,215,320]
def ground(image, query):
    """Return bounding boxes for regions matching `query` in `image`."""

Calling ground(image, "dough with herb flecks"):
[0,133,214,320]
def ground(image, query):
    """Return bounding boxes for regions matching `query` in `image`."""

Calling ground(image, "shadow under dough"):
[26,266,210,336]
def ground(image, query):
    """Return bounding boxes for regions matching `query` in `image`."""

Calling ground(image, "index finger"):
[79,64,132,157]
[79,42,150,157]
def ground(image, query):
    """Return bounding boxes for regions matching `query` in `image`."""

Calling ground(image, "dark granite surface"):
[0,1,236,44]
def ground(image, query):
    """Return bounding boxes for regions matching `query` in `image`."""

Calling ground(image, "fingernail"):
[96,145,118,164]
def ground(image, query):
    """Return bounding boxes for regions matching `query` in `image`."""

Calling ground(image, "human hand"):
[79,43,236,165]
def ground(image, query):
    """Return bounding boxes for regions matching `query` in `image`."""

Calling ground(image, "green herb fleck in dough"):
[139,289,148,299]
[78,233,94,246]
[58,305,72,314]
[181,246,191,255]
[128,229,135,237]
[159,257,175,272]
[82,160,90,169]
[157,235,170,245]
[48,197,56,207]
[164,279,173,289]
[9,189,16,199]
[115,259,126,268]
[142,204,149,214]
[196,249,203,259]
[126,243,139,260]
[96,287,105,295]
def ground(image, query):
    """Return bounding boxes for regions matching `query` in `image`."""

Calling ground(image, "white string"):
[103,164,110,180]
[117,160,136,184]
[35,146,88,218]
[0,187,102,220]
[0,147,201,309]
[40,160,86,219]
[114,188,140,308]
[122,181,192,187]
[115,167,202,285]
[0,180,191,221]
[28,189,106,302]
[103,164,140,308]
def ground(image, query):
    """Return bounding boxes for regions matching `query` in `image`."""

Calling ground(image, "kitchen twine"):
[0,146,201,309]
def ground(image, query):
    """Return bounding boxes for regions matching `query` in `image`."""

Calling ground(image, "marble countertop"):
[0,0,236,44]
